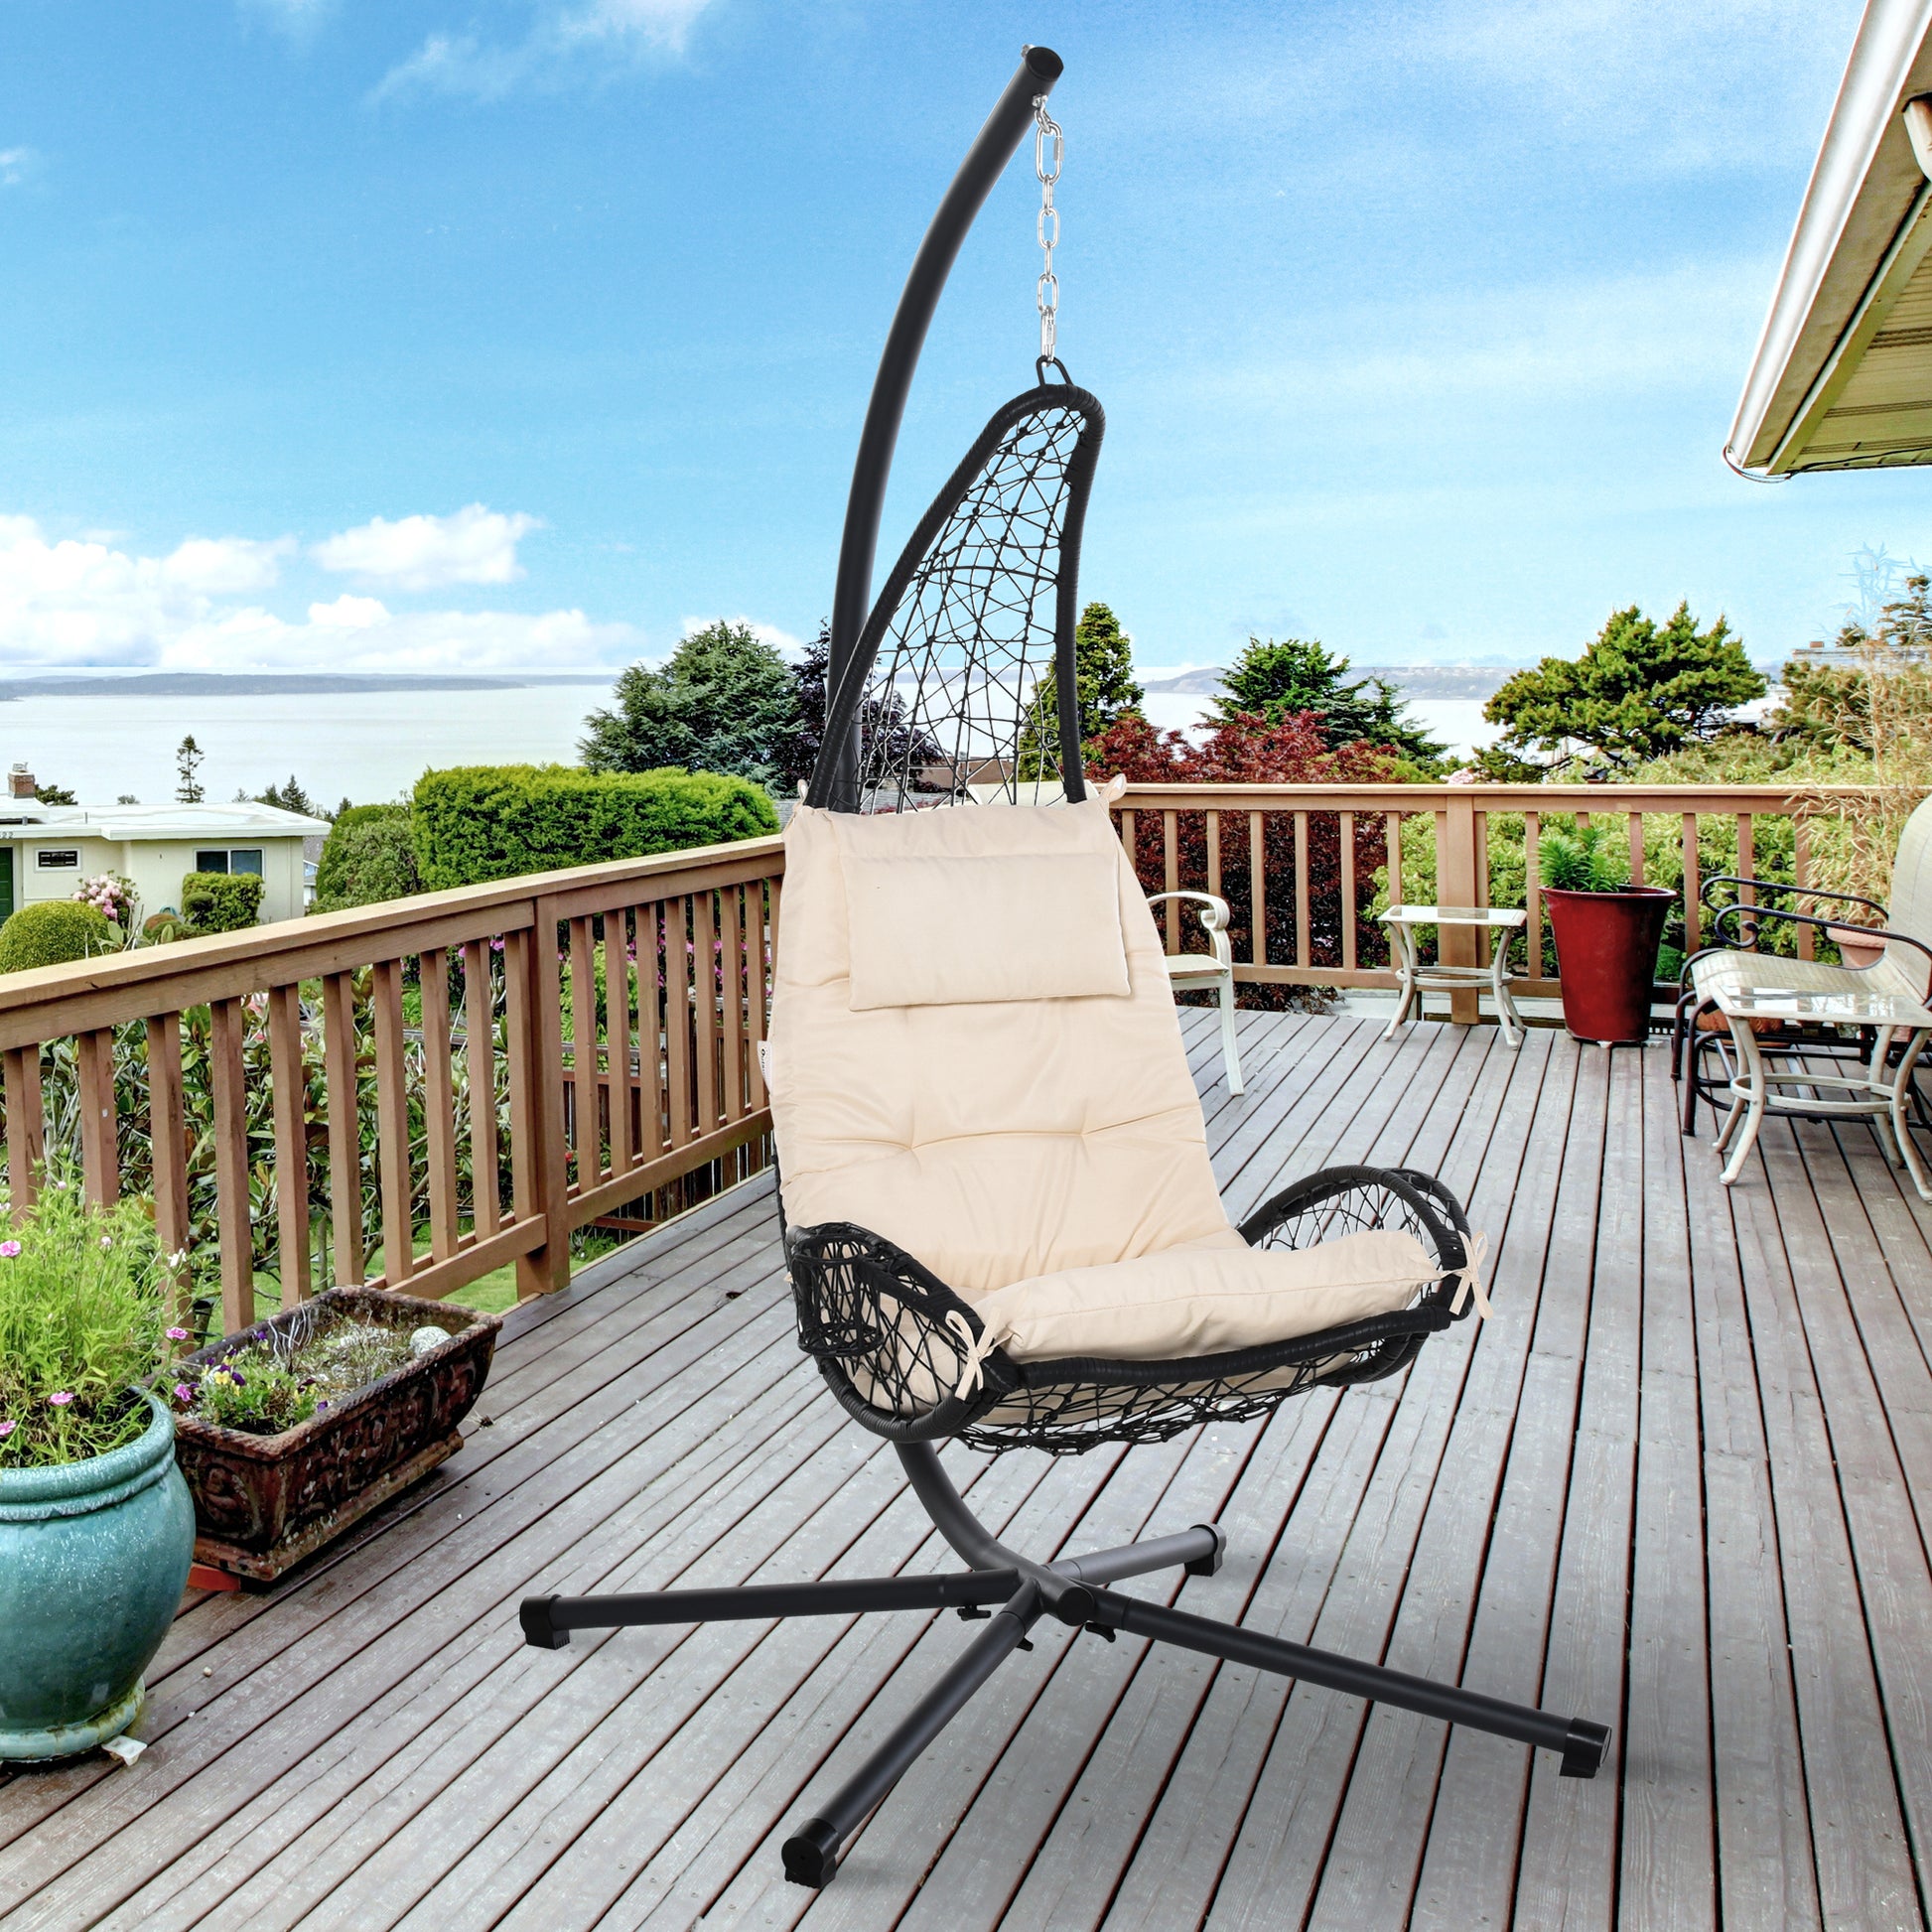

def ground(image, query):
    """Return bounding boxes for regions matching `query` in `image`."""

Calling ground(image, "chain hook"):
[1033,94,1064,382]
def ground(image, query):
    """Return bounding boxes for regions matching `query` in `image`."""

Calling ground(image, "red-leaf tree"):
[1086,710,1403,1005]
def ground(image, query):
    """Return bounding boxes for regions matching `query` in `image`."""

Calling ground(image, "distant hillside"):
[0,672,617,701]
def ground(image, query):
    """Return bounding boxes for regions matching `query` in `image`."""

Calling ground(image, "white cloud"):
[0,147,40,189]
[374,0,717,101]
[311,504,539,591]
[0,513,636,672]
[162,534,296,595]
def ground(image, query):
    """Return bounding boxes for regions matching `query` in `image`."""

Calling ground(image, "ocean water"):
[0,681,1502,814]
[0,682,620,811]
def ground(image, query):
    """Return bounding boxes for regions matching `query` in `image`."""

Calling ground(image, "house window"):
[194,848,263,876]
[35,849,78,869]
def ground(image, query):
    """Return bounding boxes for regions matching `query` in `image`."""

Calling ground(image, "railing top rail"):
[0,832,787,1034]
[1112,781,1902,809]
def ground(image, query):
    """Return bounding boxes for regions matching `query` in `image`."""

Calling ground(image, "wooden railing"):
[0,834,784,1334]
[0,781,1891,1337]
[1111,782,1886,1019]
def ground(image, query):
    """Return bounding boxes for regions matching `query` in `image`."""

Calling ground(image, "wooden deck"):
[7,1009,1932,1931]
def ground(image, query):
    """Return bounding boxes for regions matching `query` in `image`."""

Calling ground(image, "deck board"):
[8,1012,1932,1931]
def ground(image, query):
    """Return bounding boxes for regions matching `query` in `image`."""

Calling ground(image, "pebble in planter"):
[0,1183,196,1762]
[1538,823,1675,1047]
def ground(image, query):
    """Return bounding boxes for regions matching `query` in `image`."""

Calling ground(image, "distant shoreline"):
[0,672,619,701]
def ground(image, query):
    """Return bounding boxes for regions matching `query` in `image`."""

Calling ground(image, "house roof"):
[1729,0,1932,475]
[0,801,331,841]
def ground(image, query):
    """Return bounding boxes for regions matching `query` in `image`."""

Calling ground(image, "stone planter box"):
[173,1288,501,1583]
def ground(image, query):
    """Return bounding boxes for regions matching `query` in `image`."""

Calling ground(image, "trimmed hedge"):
[411,763,780,892]
[181,870,264,934]
[0,900,116,974]
[314,803,421,912]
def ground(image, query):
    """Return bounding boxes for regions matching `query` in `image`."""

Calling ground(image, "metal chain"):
[1034,95,1063,378]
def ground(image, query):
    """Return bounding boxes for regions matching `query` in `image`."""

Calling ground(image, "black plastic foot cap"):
[519,1596,570,1649]
[783,1817,843,1887]
[1560,1718,1612,1779]
[1184,1524,1228,1578]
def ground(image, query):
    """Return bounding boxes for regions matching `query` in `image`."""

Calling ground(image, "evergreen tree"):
[1018,602,1145,776]
[31,780,76,805]
[1485,603,1766,770]
[776,620,941,795]
[1207,636,1446,764]
[254,774,325,817]
[175,734,205,804]
[579,621,801,789]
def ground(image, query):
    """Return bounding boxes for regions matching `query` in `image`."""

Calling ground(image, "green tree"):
[176,734,206,804]
[30,780,76,805]
[1208,635,1446,764]
[1018,602,1146,776]
[1485,603,1765,770]
[579,621,801,788]
[254,775,327,817]
[313,804,421,911]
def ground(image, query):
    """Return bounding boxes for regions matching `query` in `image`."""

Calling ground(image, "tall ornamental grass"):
[0,1183,181,1469]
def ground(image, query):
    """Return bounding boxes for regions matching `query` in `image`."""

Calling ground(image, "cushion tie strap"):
[1448,1231,1491,1319]
[944,1311,1006,1401]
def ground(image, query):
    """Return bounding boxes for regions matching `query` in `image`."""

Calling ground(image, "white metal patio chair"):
[1149,889,1244,1093]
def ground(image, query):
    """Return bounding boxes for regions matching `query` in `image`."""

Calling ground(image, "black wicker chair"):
[519,49,1608,1888]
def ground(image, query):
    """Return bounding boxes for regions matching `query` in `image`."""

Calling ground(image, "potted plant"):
[169,1287,501,1583]
[0,1184,196,1762]
[1539,824,1675,1046]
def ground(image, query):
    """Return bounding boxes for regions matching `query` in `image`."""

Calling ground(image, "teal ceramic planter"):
[0,1392,195,1760]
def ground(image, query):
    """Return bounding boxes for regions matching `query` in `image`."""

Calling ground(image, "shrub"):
[1539,824,1631,893]
[0,1183,179,1468]
[412,763,780,892]
[181,870,264,933]
[314,803,421,912]
[0,899,115,975]
[73,871,138,941]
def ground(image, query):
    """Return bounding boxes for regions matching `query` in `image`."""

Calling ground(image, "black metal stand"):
[520,1443,1610,1886]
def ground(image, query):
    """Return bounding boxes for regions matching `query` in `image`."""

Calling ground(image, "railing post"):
[517,895,572,1297]
[1438,789,1481,1021]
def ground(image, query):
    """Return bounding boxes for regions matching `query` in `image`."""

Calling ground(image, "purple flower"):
[166,1325,191,1341]
[48,1391,72,1407]
[0,1420,14,1438]
[0,1241,20,1259]
[174,1383,197,1403]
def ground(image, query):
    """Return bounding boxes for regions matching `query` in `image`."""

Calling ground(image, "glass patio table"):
[1710,983,1932,1199]
[1378,904,1529,1047]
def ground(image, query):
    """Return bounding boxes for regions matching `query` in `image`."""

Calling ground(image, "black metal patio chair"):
[518,47,1608,1887]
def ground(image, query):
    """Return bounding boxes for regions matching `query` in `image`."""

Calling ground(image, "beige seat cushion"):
[972,1226,1446,1363]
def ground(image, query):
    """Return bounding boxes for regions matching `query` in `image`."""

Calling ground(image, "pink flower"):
[0,1420,14,1437]
[173,1383,196,1403]
[166,1325,191,1341]
[0,1241,20,1259]
[48,1391,72,1407]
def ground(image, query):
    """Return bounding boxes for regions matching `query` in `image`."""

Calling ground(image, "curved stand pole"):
[820,44,1064,810]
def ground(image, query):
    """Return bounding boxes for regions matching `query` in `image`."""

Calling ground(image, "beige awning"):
[1729,0,1932,474]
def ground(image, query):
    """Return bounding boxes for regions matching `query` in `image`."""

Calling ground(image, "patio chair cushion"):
[769,797,1230,1299]
[969,1224,1445,1363]
[1689,945,1927,1007]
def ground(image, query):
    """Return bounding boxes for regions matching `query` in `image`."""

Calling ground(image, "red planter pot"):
[1542,885,1674,1046]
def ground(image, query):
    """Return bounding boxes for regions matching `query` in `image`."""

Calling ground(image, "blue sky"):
[0,0,1917,675]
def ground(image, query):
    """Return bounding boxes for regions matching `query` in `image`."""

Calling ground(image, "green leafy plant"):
[411,763,778,892]
[313,803,421,911]
[1539,824,1631,894]
[181,870,264,933]
[188,1351,317,1434]
[0,1182,181,1468]
[0,899,116,975]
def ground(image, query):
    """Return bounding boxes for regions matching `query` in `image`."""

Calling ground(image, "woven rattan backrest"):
[807,383,1104,813]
